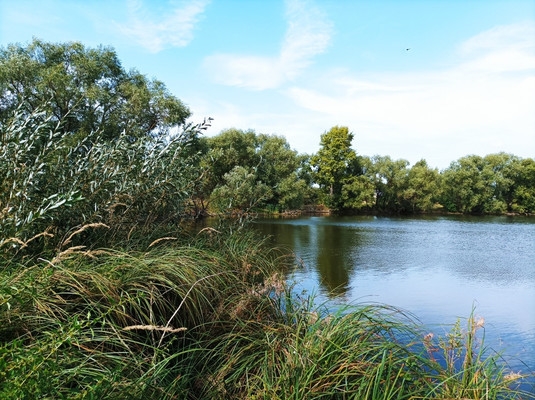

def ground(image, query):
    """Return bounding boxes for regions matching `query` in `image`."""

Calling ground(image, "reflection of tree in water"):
[253,216,535,385]
[255,219,359,297]
[316,224,361,297]
[256,220,307,252]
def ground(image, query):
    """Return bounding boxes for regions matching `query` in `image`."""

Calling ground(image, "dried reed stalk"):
[148,236,177,248]
[61,223,109,247]
[123,325,187,333]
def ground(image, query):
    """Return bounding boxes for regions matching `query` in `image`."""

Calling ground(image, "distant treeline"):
[196,126,535,216]
[1,40,534,255]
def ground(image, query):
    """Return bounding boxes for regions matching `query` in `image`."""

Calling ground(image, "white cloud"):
[116,0,209,53]
[459,21,535,73]
[279,21,535,168]
[203,0,332,90]
[460,21,535,54]
[280,0,332,78]
[204,54,283,90]
[460,49,535,73]
[197,21,534,169]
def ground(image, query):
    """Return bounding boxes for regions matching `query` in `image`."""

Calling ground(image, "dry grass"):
[60,223,110,248]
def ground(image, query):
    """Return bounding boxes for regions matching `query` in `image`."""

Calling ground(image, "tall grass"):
[0,229,287,398]
[196,294,533,399]
[0,104,206,261]
[1,228,533,398]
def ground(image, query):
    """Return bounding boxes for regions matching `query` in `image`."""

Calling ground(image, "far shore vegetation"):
[1,39,534,398]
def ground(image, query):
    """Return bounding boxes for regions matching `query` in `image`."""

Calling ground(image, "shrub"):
[0,104,209,259]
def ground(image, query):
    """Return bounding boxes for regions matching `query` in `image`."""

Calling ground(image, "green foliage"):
[512,158,535,213]
[1,229,531,399]
[1,37,531,398]
[201,301,423,399]
[277,175,310,210]
[0,106,83,252]
[3,229,531,399]
[311,126,359,210]
[0,230,292,399]
[366,155,410,213]
[256,133,310,210]
[200,129,309,214]
[440,153,535,214]
[0,39,190,141]
[442,155,494,213]
[0,104,206,258]
[341,174,376,211]
[211,165,273,217]
[0,39,208,258]
[198,292,531,399]
[311,139,532,215]
[420,312,530,399]
[402,159,442,212]
[203,129,259,184]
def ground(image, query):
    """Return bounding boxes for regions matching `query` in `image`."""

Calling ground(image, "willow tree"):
[402,159,441,213]
[0,39,190,141]
[512,157,535,213]
[198,129,309,215]
[311,126,358,210]
[440,153,535,214]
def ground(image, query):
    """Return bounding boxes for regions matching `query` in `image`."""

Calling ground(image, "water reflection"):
[254,215,535,379]
[257,215,535,292]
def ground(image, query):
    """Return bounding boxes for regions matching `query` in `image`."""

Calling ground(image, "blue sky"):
[1,0,534,169]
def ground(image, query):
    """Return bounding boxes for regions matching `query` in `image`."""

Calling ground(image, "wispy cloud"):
[204,0,332,90]
[281,21,535,167]
[204,55,283,91]
[116,0,209,53]
[458,21,535,73]
[280,0,332,79]
[460,21,535,54]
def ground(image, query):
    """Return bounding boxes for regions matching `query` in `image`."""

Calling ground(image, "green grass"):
[0,228,533,399]
[196,295,533,400]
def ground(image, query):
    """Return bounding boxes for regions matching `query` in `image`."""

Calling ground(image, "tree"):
[512,157,535,213]
[367,155,410,213]
[210,166,272,218]
[440,155,492,214]
[0,105,206,255]
[311,126,358,210]
[192,129,257,217]
[200,129,309,214]
[482,153,520,213]
[0,40,204,255]
[402,160,441,212]
[0,39,190,141]
[255,134,308,211]
[438,153,535,215]
[201,129,258,189]
[341,175,376,211]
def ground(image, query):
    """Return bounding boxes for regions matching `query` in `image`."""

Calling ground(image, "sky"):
[1,0,534,170]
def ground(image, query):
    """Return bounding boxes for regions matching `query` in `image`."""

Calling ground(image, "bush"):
[0,104,208,259]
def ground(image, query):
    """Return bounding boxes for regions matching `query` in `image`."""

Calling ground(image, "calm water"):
[254,215,535,384]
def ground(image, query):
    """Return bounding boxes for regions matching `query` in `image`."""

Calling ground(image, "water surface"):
[254,215,535,383]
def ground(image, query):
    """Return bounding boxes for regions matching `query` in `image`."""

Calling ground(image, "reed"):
[0,229,532,399]
[0,229,289,398]
[419,312,533,399]
[190,289,533,399]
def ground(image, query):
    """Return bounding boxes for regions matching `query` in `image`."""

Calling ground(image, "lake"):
[253,215,535,386]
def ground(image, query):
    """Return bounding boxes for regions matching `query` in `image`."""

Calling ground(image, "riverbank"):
[264,206,535,218]
[1,227,533,399]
